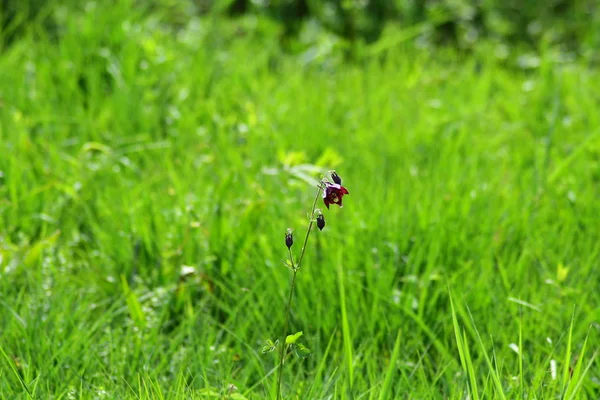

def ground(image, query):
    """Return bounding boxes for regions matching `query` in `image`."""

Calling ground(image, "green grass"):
[1,2,600,399]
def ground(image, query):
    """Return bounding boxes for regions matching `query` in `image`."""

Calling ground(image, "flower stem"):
[296,188,322,269]
[276,186,322,400]
[276,266,296,400]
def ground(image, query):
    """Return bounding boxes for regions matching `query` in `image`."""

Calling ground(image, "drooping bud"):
[285,229,294,249]
[331,171,342,185]
[316,212,325,231]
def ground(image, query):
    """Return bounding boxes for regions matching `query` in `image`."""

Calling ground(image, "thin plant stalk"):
[277,187,322,400]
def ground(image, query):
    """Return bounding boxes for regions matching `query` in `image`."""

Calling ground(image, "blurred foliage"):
[224,0,599,51]
[1,0,599,53]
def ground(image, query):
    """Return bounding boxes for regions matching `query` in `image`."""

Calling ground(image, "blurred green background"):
[1,0,600,398]
[2,0,600,53]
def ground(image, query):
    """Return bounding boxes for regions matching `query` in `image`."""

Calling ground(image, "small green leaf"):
[261,339,278,354]
[557,262,569,282]
[286,331,303,345]
[293,343,311,358]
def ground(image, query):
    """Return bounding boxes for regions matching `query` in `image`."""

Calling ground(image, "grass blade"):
[338,251,354,395]
[378,329,402,400]
[450,292,479,400]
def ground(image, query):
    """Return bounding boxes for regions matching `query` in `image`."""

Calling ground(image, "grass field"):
[1,3,600,399]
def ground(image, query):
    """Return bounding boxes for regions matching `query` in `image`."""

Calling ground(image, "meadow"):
[1,2,600,398]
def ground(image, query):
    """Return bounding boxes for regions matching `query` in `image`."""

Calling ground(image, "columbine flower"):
[322,182,349,209]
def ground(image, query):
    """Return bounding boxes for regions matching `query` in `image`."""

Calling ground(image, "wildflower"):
[285,229,293,249]
[322,182,349,209]
[316,213,325,230]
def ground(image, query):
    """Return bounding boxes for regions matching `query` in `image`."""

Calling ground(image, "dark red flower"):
[322,183,349,209]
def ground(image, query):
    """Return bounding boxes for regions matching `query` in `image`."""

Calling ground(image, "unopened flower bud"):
[285,229,293,249]
[331,171,342,185]
[316,213,325,231]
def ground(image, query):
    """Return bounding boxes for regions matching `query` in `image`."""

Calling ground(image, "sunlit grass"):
[0,3,599,399]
